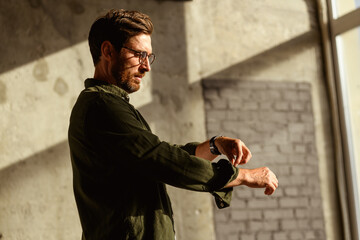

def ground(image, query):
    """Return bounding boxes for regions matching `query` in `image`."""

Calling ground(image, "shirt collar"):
[84,78,130,102]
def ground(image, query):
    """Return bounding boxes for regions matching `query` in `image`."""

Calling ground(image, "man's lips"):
[134,75,144,83]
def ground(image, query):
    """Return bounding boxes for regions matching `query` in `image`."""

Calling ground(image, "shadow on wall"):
[206,0,321,81]
[0,0,192,134]
[208,30,320,81]
[0,1,196,239]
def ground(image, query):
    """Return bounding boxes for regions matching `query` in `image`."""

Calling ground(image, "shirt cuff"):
[210,159,239,209]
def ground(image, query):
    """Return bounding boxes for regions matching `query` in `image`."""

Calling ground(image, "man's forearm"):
[195,140,218,161]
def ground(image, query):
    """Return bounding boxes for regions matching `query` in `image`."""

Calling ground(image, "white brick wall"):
[203,80,326,240]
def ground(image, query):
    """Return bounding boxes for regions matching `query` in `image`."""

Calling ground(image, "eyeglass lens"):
[139,52,155,65]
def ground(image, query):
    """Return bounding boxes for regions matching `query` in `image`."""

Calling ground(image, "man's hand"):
[215,136,252,167]
[226,167,279,195]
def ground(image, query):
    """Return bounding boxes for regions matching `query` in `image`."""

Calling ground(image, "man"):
[68,9,278,240]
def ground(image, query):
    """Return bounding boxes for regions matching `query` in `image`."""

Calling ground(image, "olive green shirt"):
[68,79,239,240]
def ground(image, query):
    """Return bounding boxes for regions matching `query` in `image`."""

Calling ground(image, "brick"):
[248,143,262,154]
[291,165,308,175]
[298,219,311,229]
[254,90,281,101]
[206,122,222,132]
[259,101,273,110]
[284,187,299,196]
[279,197,309,208]
[290,230,304,239]
[215,221,246,235]
[297,83,311,90]
[303,134,315,143]
[288,123,305,133]
[205,101,212,110]
[207,110,227,121]
[231,210,262,221]
[257,232,272,240]
[242,102,259,111]
[283,90,300,101]
[305,155,318,165]
[228,101,260,111]
[308,230,326,239]
[294,144,306,153]
[235,187,253,199]
[204,89,220,100]
[272,187,284,197]
[305,123,315,133]
[229,111,257,121]
[264,209,294,219]
[268,82,297,90]
[290,102,306,111]
[274,101,290,111]
[311,219,325,230]
[220,88,244,99]
[310,198,322,208]
[249,221,263,231]
[298,187,317,197]
[230,199,247,208]
[257,153,288,164]
[247,199,278,209]
[289,132,303,143]
[306,102,313,112]
[237,81,268,90]
[278,176,307,187]
[273,232,288,240]
[287,112,301,122]
[279,144,293,154]
[261,112,288,124]
[289,154,307,164]
[307,176,321,187]
[281,219,298,230]
[215,211,231,222]
[239,233,256,240]
[210,99,228,109]
[223,120,240,131]
[299,90,311,101]
[270,130,288,144]
[270,165,291,175]
[304,231,317,240]
[228,233,240,240]
[300,113,313,122]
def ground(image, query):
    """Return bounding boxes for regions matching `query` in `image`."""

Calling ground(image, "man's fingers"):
[264,182,277,195]
[234,141,243,166]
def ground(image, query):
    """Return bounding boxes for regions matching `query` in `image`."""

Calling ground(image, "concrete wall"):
[0,0,341,240]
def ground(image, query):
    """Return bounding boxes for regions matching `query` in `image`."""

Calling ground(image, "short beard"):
[111,65,139,94]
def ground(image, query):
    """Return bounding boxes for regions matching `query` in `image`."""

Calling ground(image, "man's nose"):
[140,57,151,72]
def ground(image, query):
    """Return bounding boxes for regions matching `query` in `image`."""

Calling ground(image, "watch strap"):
[210,135,222,155]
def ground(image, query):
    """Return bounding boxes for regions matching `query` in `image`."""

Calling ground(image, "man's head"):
[89,9,154,93]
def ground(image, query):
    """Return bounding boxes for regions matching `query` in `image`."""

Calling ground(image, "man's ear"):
[100,41,114,62]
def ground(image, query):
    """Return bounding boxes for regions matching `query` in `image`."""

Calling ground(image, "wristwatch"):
[210,135,222,155]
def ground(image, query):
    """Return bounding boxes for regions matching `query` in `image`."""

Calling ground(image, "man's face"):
[111,34,152,93]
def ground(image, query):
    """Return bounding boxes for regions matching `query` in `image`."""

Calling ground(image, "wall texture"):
[203,80,326,240]
[0,0,341,240]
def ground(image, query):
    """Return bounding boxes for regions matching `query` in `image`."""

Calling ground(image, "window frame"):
[325,1,360,239]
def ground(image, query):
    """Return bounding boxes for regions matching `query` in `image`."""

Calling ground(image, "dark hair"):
[88,9,154,65]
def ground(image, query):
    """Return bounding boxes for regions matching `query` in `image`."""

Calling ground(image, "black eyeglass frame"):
[122,46,156,65]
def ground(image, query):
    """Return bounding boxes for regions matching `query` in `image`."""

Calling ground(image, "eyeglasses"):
[122,46,156,65]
